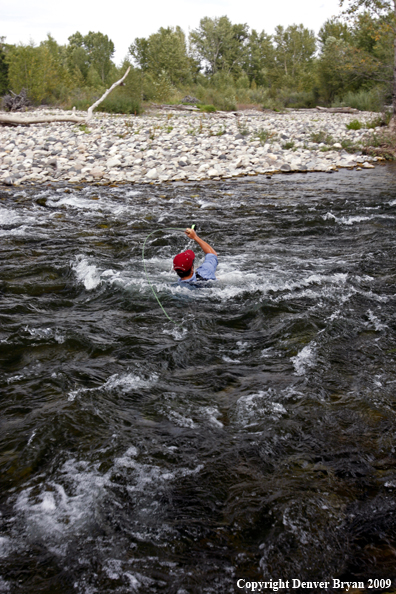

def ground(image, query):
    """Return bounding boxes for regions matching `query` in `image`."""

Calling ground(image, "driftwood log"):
[315,106,359,114]
[0,67,130,126]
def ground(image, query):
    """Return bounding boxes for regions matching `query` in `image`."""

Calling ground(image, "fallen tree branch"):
[316,106,359,114]
[86,66,130,122]
[0,67,131,127]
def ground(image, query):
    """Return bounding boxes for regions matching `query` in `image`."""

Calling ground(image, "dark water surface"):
[1,167,396,593]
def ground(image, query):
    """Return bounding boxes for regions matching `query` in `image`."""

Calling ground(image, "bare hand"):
[185,228,197,240]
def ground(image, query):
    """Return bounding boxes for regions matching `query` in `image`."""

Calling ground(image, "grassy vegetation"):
[363,126,396,157]
[197,104,216,112]
[340,138,362,153]
[70,88,142,115]
[310,130,334,144]
[346,119,362,130]
[77,124,90,134]
[332,88,384,112]
[99,95,141,115]
[254,129,275,144]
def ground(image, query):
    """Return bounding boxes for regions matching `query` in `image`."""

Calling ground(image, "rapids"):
[1,166,396,593]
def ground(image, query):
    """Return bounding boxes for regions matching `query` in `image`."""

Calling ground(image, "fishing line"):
[142,226,193,329]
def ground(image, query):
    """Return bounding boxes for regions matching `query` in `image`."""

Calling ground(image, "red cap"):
[173,250,195,272]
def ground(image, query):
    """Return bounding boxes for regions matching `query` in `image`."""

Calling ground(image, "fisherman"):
[173,227,218,283]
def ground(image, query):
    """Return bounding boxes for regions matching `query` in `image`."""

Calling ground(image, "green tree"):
[0,37,9,95]
[66,31,114,85]
[189,16,249,76]
[66,32,89,81]
[273,24,316,88]
[351,10,393,62]
[6,41,64,103]
[129,27,191,85]
[339,0,396,116]
[83,31,114,83]
[244,30,275,87]
[318,18,352,46]
[318,35,382,100]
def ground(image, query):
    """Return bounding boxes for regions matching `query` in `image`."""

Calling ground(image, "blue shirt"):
[178,253,218,284]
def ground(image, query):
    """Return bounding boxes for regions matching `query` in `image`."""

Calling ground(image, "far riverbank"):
[0,107,384,187]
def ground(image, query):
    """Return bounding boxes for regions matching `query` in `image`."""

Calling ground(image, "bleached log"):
[0,113,87,126]
[0,67,131,127]
[86,66,130,122]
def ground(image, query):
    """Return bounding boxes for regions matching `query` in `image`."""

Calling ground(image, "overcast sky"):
[3,0,342,64]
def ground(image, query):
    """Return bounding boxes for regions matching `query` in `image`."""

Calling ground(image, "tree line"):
[0,7,394,114]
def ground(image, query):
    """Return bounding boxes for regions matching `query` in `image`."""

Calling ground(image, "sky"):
[2,0,342,64]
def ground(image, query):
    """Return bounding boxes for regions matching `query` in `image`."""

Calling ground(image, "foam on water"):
[115,449,204,492]
[72,256,101,290]
[0,224,29,237]
[323,211,375,225]
[13,459,110,550]
[0,536,12,558]
[23,326,65,344]
[0,202,46,226]
[291,342,317,375]
[68,372,157,401]
[203,406,224,428]
[46,195,107,212]
[236,389,287,427]
[101,372,158,392]
[103,559,150,591]
[162,327,188,340]
[0,577,10,593]
[366,309,388,332]
[222,355,241,363]
[46,192,139,218]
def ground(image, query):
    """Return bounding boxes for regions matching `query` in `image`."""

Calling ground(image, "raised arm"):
[185,228,217,256]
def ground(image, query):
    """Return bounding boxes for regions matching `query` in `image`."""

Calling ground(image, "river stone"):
[0,109,379,185]
[107,157,121,168]
[90,167,104,178]
[146,168,158,179]
[280,164,291,172]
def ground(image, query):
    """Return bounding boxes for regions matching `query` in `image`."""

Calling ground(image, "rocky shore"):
[0,107,383,186]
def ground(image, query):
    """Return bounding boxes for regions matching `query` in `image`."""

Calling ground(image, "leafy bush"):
[281,90,317,108]
[69,88,141,115]
[211,92,237,111]
[197,104,216,112]
[346,119,362,130]
[262,89,317,111]
[99,95,141,114]
[333,88,384,112]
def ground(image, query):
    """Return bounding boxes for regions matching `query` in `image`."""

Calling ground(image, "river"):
[1,166,396,593]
